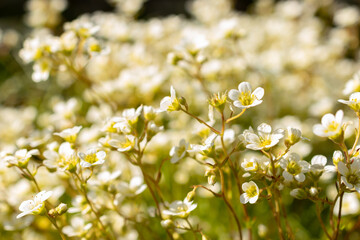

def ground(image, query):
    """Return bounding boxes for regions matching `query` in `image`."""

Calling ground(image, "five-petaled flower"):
[313,110,344,139]
[159,86,181,112]
[338,92,360,113]
[240,181,260,204]
[162,198,197,218]
[243,123,284,150]
[228,82,264,109]
[280,153,310,182]
[4,149,39,168]
[17,190,53,218]
[338,159,360,193]
[78,148,106,168]
[170,139,189,163]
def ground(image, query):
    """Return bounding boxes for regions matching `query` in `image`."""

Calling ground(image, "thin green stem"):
[180,108,220,135]
[218,167,243,240]
[226,109,246,123]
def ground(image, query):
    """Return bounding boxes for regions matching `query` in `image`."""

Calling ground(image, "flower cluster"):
[2,0,360,239]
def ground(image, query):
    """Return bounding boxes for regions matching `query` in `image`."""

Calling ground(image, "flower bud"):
[209,92,227,113]
[143,106,157,121]
[161,219,174,229]
[179,97,188,111]
[55,203,68,215]
[333,150,344,167]
[284,127,302,147]
[202,234,209,240]
[186,189,196,202]
[290,188,307,199]
[208,175,216,185]
[309,187,318,197]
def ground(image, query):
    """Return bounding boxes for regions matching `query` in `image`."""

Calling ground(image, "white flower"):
[86,37,110,56]
[338,93,360,113]
[143,106,157,120]
[162,198,197,218]
[109,135,136,152]
[343,72,360,95]
[158,86,180,112]
[170,139,189,164]
[241,157,259,172]
[310,155,327,171]
[334,6,360,27]
[62,217,92,237]
[78,148,106,168]
[313,110,344,138]
[19,35,60,63]
[243,123,284,150]
[284,127,302,146]
[337,160,360,192]
[113,106,143,134]
[240,181,259,204]
[32,59,52,82]
[117,176,147,197]
[17,191,52,218]
[310,155,337,174]
[60,31,78,52]
[64,19,100,38]
[187,133,217,156]
[4,149,39,167]
[280,153,310,182]
[54,126,82,143]
[43,142,78,171]
[89,170,122,187]
[228,82,264,109]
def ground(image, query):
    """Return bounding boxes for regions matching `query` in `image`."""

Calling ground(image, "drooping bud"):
[284,127,302,147]
[290,188,307,199]
[55,203,68,215]
[186,189,196,202]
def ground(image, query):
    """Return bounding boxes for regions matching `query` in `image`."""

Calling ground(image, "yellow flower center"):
[287,160,302,175]
[239,92,254,106]
[85,153,98,163]
[325,121,339,132]
[245,185,258,198]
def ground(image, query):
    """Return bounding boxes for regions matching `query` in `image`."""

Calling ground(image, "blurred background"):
[1,0,358,26]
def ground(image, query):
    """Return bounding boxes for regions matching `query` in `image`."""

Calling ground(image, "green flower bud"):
[290,188,307,199]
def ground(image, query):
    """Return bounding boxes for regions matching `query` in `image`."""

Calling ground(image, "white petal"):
[249,195,259,204]
[16,211,32,219]
[240,193,249,204]
[228,89,240,101]
[252,87,264,100]
[311,155,327,166]
[313,124,327,137]
[233,101,247,109]
[96,151,106,160]
[80,160,91,168]
[295,173,305,182]
[324,165,337,172]
[337,161,349,176]
[238,82,251,93]
[19,200,34,212]
[321,113,335,127]
[335,110,344,123]
[283,171,293,181]
[257,123,272,134]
